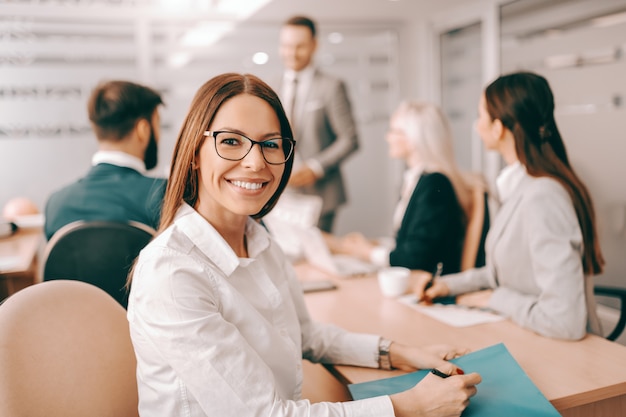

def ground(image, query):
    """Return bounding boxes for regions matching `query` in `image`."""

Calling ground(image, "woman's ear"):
[491,118,505,140]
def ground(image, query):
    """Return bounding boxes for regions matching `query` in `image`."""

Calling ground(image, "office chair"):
[0,280,139,417]
[594,285,626,342]
[42,220,155,309]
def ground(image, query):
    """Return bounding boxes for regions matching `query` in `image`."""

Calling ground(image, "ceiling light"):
[252,52,269,65]
[168,51,192,68]
[591,11,626,28]
[214,0,272,19]
[328,32,344,44]
[180,22,234,47]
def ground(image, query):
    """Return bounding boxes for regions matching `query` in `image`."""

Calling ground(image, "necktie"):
[287,76,298,128]
[285,76,302,169]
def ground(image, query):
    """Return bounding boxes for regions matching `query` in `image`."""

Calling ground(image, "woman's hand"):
[413,272,451,303]
[332,232,374,261]
[456,289,493,308]
[389,342,470,373]
[390,371,481,417]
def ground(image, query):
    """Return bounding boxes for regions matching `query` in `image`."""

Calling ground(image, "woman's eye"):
[262,140,280,150]
[221,138,241,146]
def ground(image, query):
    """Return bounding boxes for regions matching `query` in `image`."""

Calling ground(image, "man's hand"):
[289,166,318,187]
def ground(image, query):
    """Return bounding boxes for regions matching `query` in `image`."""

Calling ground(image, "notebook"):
[264,192,377,276]
[296,226,378,277]
[348,343,561,417]
[263,192,323,260]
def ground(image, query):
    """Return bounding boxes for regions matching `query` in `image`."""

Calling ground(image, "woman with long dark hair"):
[417,71,604,340]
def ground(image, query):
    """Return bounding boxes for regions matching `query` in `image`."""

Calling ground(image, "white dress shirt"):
[128,203,394,417]
[282,65,324,177]
[495,160,525,203]
[91,150,146,174]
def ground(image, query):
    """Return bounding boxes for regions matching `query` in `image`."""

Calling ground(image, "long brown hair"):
[485,71,604,275]
[158,73,295,232]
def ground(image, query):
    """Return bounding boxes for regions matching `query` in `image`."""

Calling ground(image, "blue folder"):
[348,343,561,417]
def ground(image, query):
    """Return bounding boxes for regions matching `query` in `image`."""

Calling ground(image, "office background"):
[1,0,624,317]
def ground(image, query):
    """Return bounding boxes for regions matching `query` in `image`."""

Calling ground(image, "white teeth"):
[231,180,263,190]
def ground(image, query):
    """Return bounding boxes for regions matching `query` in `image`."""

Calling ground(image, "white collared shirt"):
[91,150,146,174]
[282,66,324,177]
[496,161,525,203]
[128,203,393,417]
[282,65,315,119]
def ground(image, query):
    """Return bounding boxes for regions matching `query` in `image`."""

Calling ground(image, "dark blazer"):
[44,163,166,240]
[389,172,465,275]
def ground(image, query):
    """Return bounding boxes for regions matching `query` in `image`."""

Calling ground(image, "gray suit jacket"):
[278,69,359,216]
[441,172,601,340]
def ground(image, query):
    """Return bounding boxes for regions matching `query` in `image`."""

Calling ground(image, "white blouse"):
[128,203,394,417]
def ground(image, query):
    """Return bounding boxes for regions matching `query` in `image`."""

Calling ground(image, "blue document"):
[348,343,561,416]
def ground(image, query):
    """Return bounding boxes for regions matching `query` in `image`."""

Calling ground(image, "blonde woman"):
[334,101,484,275]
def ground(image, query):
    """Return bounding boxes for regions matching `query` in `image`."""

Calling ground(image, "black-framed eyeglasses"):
[203,131,295,165]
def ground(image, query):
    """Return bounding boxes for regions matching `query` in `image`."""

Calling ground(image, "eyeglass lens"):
[213,131,292,164]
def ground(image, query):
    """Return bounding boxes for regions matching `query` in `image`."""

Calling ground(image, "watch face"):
[378,339,393,370]
[379,338,392,353]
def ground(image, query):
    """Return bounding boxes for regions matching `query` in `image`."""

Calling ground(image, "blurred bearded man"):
[44,80,166,240]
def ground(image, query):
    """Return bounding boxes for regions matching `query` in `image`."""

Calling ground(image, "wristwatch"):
[378,338,393,370]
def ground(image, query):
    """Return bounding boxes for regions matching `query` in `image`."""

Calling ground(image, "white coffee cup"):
[377,267,410,297]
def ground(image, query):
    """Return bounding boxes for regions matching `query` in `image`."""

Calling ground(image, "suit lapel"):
[294,71,322,158]
[294,70,320,132]
[485,174,532,255]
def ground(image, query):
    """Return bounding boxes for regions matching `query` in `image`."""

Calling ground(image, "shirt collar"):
[496,161,526,202]
[174,203,271,276]
[403,164,424,187]
[92,150,146,174]
[284,65,315,83]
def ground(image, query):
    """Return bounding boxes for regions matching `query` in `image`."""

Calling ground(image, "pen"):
[430,368,450,379]
[424,262,443,291]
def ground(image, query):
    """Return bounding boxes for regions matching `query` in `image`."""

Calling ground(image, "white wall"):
[2,1,626,289]
[0,13,402,239]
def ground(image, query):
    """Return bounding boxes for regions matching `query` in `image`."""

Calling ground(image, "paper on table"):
[0,256,21,272]
[398,294,505,327]
[348,343,561,417]
[13,213,45,229]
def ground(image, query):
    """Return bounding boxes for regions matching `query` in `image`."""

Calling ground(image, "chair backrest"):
[0,280,139,417]
[461,186,490,271]
[42,220,155,308]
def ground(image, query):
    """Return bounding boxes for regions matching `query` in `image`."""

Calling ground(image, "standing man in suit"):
[44,80,166,240]
[277,15,359,232]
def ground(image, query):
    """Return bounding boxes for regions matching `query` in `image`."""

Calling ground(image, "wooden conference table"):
[297,264,626,417]
[0,227,43,300]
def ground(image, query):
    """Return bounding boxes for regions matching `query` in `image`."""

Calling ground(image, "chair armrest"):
[594,285,626,341]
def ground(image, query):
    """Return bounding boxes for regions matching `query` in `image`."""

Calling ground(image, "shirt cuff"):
[370,246,391,267]
[343,395,395,417]
[305,159,324,178]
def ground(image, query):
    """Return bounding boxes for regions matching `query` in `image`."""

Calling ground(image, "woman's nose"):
[241,144,266,170]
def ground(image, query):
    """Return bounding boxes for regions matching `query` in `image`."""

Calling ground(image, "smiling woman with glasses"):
[126,72,480,417]
[203,130,295,165]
